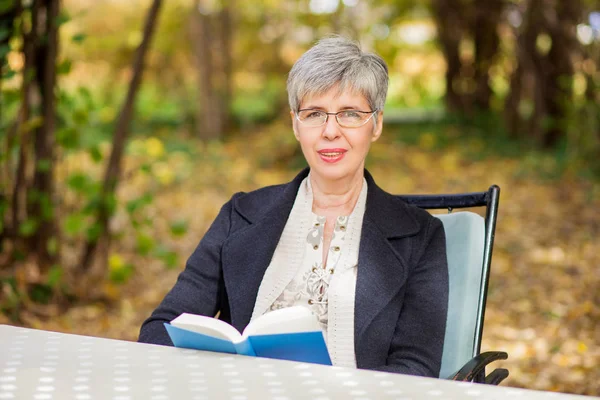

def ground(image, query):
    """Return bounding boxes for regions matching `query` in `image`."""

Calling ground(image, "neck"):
[310,168,364,217]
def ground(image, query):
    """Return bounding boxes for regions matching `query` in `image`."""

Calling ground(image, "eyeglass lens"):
[297,110,374,127]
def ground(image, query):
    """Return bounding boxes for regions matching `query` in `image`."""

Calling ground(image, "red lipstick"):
[317,148,347,163]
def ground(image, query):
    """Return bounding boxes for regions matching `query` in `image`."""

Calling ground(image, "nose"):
[322,114,341,140]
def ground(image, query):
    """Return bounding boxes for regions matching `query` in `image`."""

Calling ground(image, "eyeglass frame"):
[294,108,379,128]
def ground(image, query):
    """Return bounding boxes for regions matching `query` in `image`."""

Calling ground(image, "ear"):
[371,111,383,142]
[290,110,300,141]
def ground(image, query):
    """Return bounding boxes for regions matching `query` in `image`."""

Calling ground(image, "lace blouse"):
[269,214,350,334]
[251,175,367,367]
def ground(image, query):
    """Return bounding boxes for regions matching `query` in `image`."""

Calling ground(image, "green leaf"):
[78,86,92,101]
[67,173,87,191]
[56,59,72,75]
[136,233,155,255]
[170,219,189,237]
[0,44,10,60]
[109,263,134,284]
[131,218,141,229]
[29,283,53,304]
[56,12,71,26]
[67,173,95,194]
[47,265,63,288]
[46,236,58,256]
[71,33,86,43]
[86,223,102,242]
[63,214,85,236]
[89,145,103,163]
[125,193,154,214]
[0,1,17,14]
[154,246,179,269]
[0,27,10,42]
[140,163,152,174]
[1,68,16,80]
[2,88,20,104]
[82,195,101,214]
[73,109,89,125]
[57,127,80,149]
[18,219,38,237]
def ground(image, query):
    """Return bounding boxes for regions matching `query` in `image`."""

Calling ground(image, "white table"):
[0,324,596,400]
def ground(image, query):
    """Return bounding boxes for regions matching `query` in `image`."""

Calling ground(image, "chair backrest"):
[436,212,484,378]
[398,185,500,379]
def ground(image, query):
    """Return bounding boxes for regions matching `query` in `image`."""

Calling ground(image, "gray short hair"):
[287,36,388,113]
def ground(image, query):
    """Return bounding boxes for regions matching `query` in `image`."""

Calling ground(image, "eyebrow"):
[300,105,365,111]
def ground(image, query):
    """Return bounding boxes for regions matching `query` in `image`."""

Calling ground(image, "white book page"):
[242,306,322,339]
[170,313,243,343]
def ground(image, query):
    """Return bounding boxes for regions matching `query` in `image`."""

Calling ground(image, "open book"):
[164,306,332,365]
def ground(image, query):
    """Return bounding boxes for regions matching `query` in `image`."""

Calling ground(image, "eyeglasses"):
[295,109,378,128]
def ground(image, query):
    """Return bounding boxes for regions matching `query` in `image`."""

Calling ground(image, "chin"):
[310,163,360,183]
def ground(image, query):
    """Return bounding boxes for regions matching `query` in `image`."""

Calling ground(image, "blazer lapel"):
[220,167,421,340]
[354,171,421,341]
[221,169,309,332]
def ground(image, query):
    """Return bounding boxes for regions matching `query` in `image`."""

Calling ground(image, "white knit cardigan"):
[251,176,367,367]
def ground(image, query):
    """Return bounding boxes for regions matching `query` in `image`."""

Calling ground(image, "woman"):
[139,36,448,378]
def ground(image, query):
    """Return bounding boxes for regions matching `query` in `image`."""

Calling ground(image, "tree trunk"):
[11,0,37,242]
[218,0,233,134]
[30,0,59,273]
[431,0,466,113]
[0,2,21,252]
[80,0,163,276]
[504,0,583,146]
[472,0,503,110]
[504,0,546,141]
[583,44,599,144]
[191,0,222,140]
[1,1,23,241]
[542,0,581,147]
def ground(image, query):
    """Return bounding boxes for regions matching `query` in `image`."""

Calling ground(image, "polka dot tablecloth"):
[0,325,595,400]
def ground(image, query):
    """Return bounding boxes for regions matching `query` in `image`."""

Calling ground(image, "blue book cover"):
[163,306,332,365]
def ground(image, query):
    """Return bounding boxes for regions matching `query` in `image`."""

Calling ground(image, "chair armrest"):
[451,351,508,384]
[485,368,509,385]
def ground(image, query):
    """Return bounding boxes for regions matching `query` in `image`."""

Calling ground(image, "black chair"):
[398,185,509,385]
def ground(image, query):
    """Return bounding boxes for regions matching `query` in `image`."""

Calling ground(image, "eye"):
[339,110,362,119]
[299,110,324,120]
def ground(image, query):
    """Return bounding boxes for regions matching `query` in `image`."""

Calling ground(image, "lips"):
[317,148,347,163]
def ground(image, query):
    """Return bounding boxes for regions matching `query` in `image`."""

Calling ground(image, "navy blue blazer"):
[139,168,448,377]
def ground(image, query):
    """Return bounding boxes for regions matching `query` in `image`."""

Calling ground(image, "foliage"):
[0,3,181,314]
[2,122,595,394]
[0,0,599,395]
[383,111,600,182]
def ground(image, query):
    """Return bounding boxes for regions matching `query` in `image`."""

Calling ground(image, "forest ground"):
[3,121,598,395]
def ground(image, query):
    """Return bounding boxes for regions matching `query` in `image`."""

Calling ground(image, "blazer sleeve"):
[137,198,235,346]
[375,217,449,377]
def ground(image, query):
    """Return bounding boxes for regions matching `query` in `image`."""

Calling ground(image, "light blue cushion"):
[435,212,485,379]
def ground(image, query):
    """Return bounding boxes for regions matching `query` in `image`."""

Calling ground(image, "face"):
[291,87,383,184]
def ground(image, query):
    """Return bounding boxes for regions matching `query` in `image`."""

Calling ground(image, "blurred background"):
[0,0,598,395]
